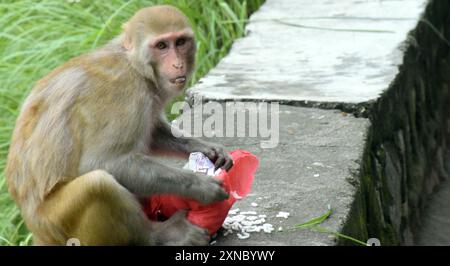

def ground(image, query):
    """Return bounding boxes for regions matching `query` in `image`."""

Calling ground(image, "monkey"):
[5,5,233,246]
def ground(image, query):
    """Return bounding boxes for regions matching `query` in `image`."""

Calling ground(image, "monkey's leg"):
[39,170,151,245]
[38,170,209,246]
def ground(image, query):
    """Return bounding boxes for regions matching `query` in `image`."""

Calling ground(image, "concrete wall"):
[341,0,450,245]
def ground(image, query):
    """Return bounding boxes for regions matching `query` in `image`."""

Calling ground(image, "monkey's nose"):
[172,63,183,69]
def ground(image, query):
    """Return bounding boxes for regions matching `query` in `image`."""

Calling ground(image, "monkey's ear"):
[122,23,133,51]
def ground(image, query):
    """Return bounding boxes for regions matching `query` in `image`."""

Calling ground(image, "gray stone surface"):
[160,104,369,245]
[187,0,426,104]
[416,175,450,246]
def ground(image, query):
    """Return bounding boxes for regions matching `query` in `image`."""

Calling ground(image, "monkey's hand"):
[191,143,233,171]
[187,172,229,205]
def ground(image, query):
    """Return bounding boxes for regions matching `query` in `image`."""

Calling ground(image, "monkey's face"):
[144,30,196,94]
[122,6,196,95]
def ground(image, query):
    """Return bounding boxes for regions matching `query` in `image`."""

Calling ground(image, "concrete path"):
[188,0,426,103]
[162,105,368,245]
[211,106,369,245]
[178,0,428,245]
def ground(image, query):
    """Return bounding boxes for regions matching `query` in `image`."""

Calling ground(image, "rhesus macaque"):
[5,5,233,246]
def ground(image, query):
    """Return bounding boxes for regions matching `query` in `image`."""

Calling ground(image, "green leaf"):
[295,204,332,229]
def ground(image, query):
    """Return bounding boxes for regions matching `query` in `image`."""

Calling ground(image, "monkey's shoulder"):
[82,50,133,82]
[35,49,132,90]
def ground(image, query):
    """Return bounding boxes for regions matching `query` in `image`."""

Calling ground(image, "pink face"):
[149,30,195,91]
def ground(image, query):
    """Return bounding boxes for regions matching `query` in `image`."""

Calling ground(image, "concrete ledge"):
[187,0,426,103]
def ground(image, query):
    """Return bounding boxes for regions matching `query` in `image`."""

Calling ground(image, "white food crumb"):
[278,227,283,232]
[230,191,243,199]
[314,174,320,177]
[251,202,258,207]
[222,209,278,240]
[228,208,240,215]
[262,223,274,233]
[237,232,250,239]
[233,214,246,221]
[241,220,253,226]
[223,229,233,236]
[245,226,258,232]
[276,211,290,219]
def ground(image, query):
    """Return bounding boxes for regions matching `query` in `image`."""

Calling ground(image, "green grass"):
[293,205,367,246]
[0,0,264,246]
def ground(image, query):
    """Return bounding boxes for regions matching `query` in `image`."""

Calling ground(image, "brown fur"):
[6,5,230,246]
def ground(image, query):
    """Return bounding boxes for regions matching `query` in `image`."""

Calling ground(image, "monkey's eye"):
[176,38,186,47]
[156,42,167,50]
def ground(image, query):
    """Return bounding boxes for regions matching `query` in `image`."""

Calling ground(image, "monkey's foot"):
[152,210,210,246]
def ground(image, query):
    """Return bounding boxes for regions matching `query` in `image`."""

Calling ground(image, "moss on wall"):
[340,0,450,245]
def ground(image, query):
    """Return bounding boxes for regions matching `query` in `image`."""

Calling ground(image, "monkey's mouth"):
[170,76,187,85]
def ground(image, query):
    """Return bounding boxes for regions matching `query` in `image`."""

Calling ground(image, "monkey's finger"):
[202,229,210,237]
[214,147,225,158]
[191,233,211,246]
[212,146,223,153]
[212,178,223,185]
[222,158,233,171]
[205,149,218,162]
[185,224,210,246]
[218,188,230,200]
[190,223,209,235]
[214,155,226,170]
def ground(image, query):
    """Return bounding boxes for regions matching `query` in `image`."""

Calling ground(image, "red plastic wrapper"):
[141,149,259,235]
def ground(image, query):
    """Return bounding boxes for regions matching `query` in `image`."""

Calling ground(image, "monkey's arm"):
[150,118,233,170]
[100,153,228,203]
